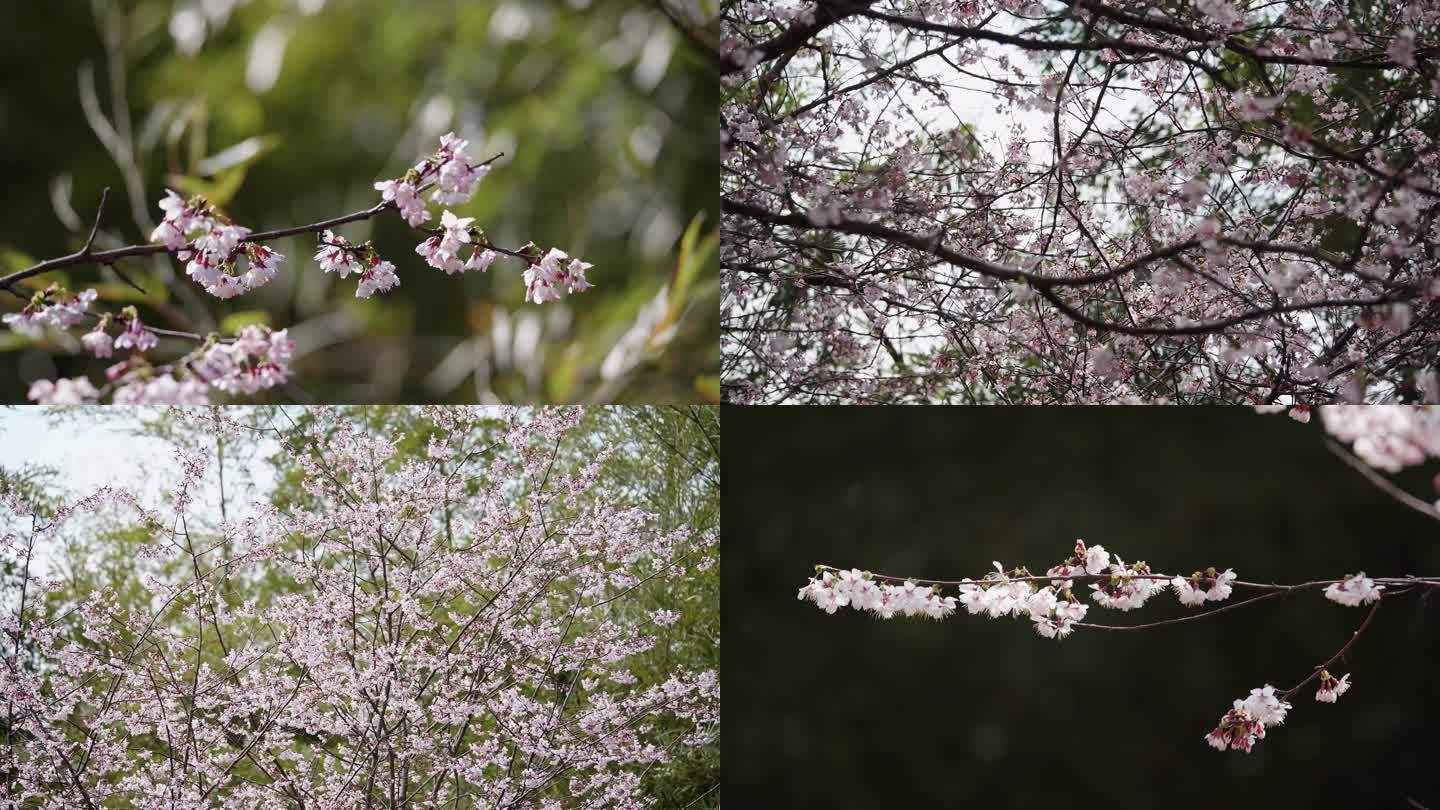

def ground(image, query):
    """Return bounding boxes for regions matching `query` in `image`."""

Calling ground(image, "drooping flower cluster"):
[1315,670,1351,703]
[150,189,283,298]
[1172,568,1238,607]
[313,230,400,298]
[1324,572,1385,606]
[1206,685,1291,753]
[28,322,294,404]
[414,209,498,275]
[1089,557,1168,611]
[25,376,100,404]
[190,325,294,395]
[524,247,594,305]
[1,286,96,336]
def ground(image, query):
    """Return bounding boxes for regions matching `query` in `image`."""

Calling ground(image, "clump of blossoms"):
[1,285,96,336]
[28,323,293,404]
[0,407,717,807]
[1172,567,1237,606]
[1324,572,1384,606]
[414,210,498,275]
[190,325,294,395]
[523,246,594,305]
[373,133,595,304]
[801,538,1426,752]
[314,230,399,298]
[150,189,283,298]
[1315,671,1352,703]
[1206,685,1290,753]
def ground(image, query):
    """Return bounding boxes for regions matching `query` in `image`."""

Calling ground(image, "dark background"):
[723,407,1440,808]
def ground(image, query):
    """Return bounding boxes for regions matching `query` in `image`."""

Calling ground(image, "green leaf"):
[665,214,719,330]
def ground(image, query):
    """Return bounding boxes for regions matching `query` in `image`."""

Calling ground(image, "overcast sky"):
[0,406,281,574]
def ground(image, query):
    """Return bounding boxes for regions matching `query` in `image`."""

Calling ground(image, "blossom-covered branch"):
[722,0,1440,403]
[6,134,594,404]
[798,539,1435,753]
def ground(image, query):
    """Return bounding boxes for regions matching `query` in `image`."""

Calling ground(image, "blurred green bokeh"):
[0,0,718,403]
[724,407,1440,808]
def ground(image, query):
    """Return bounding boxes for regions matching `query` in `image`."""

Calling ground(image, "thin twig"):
[1325,438,1440,523]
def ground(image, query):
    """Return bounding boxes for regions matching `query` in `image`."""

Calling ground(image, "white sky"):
[0,406,281,575]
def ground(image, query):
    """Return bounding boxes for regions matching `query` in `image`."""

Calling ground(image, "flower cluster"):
[800,540,1240,640]
[112,373,210,404]
[28,324,293,404]
[150,189,283,298]
[1089,557,1169,611]
[796,568,957,619]
[1206,685,1291,753]
[313,230,400,298]
[190,325,294,395]
[1324,572,1384,606]
[1315,670,1351,703]
[26,376,100,403]
[1172,568,1237,607]
[373,133,594,301]
[1,286,96,336]
[414,210,498,275]
[524,247,594,305]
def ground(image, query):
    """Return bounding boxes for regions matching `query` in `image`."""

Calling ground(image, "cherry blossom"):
[25,376,99,404]
[80,320,114,358]
[356,256,401,299]
[1172,568,1237,606]
[374,177,430,227]
[1,286,96,336]
[1324,572,1385,606]
[314,229,367,278]
[112,307,159,353]
[1315,670,1352,703]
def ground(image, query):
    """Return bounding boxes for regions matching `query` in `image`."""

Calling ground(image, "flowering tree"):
[721,0,1440,403]
[0,406,718,806]
[8,134,593,404]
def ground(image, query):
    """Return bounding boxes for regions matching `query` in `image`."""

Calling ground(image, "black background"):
[723,407,1440,808]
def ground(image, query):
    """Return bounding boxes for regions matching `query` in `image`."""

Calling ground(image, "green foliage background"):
[0,0,718,403]
[724,407,1440,808]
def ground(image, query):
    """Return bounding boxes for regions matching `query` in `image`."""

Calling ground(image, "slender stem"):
[1281,597,1381,700]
